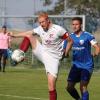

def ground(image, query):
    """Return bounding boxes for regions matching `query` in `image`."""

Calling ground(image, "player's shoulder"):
[52,24,65,30]
[0,32,3,35]
[83,31,91,35]
[34,26,42,30]
[83,31,94,37]
[33,26,44,33]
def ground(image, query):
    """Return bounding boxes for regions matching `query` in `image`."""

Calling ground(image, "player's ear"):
[46,18,50,23]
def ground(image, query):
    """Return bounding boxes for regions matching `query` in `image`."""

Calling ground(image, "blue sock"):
[82,91,89,100]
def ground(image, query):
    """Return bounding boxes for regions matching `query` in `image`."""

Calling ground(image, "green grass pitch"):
[0,66,100,100]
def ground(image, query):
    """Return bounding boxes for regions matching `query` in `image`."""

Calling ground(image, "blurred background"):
[0,0,100,69]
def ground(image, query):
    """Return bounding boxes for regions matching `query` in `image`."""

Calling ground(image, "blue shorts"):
[0,49,8,59]
[67,64,92,83]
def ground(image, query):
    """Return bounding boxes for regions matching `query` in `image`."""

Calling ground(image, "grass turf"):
[0,66,100,100]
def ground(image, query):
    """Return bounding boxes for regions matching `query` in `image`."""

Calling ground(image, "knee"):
[48,82,55,91]
[48,76,56,91]
[80,86,87,93]
[66,85,74,92]
[25,34,37,45]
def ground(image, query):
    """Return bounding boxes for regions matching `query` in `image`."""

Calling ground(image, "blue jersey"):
[70,31,97,71]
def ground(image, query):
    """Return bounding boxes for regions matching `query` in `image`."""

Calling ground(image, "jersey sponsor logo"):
[79,40,84,45]
[49,34,54,38]
[72,47,85,50]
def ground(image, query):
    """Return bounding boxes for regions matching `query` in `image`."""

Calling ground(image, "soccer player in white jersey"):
[10,12,73,100]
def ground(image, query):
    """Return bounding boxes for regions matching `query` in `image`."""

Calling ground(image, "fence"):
[0,15,100,69]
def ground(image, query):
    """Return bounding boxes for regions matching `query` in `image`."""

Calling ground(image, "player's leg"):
[2,49,8,72]
[48,73,57,100]
[67,82,81,100]
[22,34,58,100]
[2,57,6,72]
[31,36,58,100]
[80,81,89,100]
[43,54,60,100]
[80,69,92,100]
[11,34,38,63]
[66,65,81,100]
[0,51,2,71]
[19,34,38,52]
[19,37,30,52]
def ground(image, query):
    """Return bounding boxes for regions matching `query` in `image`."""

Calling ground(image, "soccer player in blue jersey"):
[65,17,100,100]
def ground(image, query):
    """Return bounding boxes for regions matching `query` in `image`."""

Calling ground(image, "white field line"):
[0,94,48,100]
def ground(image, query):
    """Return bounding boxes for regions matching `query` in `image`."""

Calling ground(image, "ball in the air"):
[11,49,25,63]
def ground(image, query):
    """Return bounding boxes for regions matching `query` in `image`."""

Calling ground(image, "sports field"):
[0,65,100,100]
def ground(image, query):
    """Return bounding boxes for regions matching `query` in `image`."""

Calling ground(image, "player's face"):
[38,17,50,31]
[2,28,7,33]
[72,20,82,33]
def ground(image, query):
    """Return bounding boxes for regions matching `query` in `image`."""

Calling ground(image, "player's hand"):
[8,32,16,37]
[92,52,98,57]
[7,32,12,35]
[7,32,14,37]
[61,51,69,61]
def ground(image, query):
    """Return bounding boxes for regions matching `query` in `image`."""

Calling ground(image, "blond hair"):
[38,12,49,20]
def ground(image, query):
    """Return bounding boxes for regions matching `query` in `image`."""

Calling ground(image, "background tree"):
[42,0,100,33]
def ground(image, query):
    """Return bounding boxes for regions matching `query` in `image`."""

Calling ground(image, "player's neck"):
[3,32,7,34]
[48,22,52,29]
[75,30,82,37]
[44,22,52,32]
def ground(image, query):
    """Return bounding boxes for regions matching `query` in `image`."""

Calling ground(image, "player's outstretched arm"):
[10,30,34,38]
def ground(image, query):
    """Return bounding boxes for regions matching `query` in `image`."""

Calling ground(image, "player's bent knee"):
[25,35,38,49]
[49,87,55,91]
[80,86,87,93]
[66,85,74,92]
[48,81,55,91]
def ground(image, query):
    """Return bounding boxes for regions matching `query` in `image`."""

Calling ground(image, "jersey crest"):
[79,40,84,45]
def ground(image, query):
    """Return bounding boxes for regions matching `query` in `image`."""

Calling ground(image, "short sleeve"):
[58,26,67,36]
[33,26,42,36]
[57,26,69,39]
[88,33,97,45]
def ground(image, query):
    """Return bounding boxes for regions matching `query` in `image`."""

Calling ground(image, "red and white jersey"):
[33,24,69,59]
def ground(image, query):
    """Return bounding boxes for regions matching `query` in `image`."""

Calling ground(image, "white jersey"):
[33,24,68,59]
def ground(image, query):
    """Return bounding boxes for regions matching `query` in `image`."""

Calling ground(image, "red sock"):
[19,37,30,52]
[49,90,57,100]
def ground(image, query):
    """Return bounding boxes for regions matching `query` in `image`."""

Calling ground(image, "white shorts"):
[32,40,60,78]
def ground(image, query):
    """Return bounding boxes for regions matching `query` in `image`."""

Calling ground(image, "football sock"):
[19,37,30,52]
[82,91,89,100]
[67,88,80,100]
[49,89,57,100]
